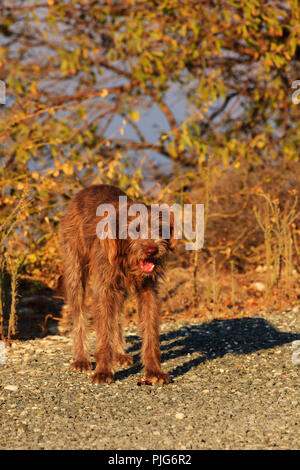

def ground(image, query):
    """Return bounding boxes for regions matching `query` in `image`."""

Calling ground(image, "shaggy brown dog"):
[60,184,177,384]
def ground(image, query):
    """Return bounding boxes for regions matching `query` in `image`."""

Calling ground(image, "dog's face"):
[100,204,177,279]
[127,237,170,278]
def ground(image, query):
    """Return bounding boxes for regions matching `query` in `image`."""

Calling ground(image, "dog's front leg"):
[138,285,170,384]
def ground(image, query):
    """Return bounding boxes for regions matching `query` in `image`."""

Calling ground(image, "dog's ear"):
[100,238,118,265]
[169,211,178,251]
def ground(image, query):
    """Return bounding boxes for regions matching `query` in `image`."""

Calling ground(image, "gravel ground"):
[0,308,299,450]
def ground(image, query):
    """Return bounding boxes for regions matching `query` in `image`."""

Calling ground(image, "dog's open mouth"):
[139,259,155,273]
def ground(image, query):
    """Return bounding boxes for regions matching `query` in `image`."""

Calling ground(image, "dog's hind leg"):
[61,235,91,372]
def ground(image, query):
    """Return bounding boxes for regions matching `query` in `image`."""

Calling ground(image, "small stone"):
[175,412,185,420]
[188,374,198,381]
[4,385,18,392]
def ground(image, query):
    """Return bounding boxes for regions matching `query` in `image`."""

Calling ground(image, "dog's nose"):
[145,245,158,257]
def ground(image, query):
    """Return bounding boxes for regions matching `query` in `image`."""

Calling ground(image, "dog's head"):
[99,203,177,278]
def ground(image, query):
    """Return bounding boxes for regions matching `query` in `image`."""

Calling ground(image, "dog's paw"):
[91,371,114,385]
[114,353,133,367]
[145,370,171,385]
[71,359,92,372]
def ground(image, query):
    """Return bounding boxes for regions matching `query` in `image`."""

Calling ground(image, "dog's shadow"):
[113,317,300,381]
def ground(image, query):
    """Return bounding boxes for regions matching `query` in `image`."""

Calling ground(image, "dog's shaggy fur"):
[60,184,176,384]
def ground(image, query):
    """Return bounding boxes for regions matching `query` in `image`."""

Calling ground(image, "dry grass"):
[0,190,30,340]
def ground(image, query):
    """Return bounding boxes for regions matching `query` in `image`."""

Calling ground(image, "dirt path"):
[0,309,299,450]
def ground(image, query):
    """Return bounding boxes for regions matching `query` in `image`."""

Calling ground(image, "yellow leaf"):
[130,111,140,121]
[62,163,73,176]
[100,89,108,98]
[28,253,37,263]
[30,82,38,98]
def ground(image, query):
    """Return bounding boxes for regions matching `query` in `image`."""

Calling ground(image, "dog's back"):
[61,184,128,254]
[75,184,131,212]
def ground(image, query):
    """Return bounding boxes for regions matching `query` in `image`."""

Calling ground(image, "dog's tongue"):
[139,260,155,273]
